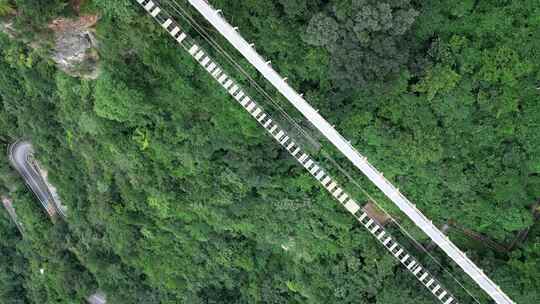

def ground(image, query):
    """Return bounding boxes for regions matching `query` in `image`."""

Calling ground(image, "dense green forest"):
[0,0,539,303]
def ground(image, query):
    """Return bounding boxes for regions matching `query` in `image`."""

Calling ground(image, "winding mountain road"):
[6,141,103,302]
[8,140,64,219]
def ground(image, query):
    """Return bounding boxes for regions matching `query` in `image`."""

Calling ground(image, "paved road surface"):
[9,141,101,302]
[8,140,60,218]
[1,195,25,235]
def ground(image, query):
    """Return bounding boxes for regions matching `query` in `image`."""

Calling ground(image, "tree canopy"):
[0,0,539,303]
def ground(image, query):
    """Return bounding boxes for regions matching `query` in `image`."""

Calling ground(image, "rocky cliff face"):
[49,15,100,79]
[0,19,16,38]
[2,7,101,80]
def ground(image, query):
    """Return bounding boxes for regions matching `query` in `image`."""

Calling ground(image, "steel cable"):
[152,1,485,302]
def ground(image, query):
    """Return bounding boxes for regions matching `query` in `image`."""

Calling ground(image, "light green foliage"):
[413,64,461,101]
[0,0,14,16]
[94,72,150,124]
[304,13,339,46]
[91,0,136,20]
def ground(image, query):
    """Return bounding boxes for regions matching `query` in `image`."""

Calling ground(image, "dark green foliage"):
[0,0,539,303]
[303,0,419,89]
[13,0,69,25]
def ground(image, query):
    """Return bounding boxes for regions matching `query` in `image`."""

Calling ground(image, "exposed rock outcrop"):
[48,15,100,79]
[2,1,100,79]
[0,17,16,38]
